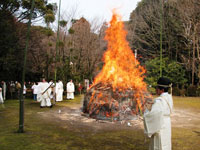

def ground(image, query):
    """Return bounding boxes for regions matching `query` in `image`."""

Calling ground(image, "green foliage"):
[0,0,56,22]
[44,13,55,24]
[68,28,75,34]
[0,10,23,80]
[58,41,64,48]
[196,86,200,96]
[46,3,57,14]
[179,89,186,96]
[147,86,156,95]
[186,85,197,97]
[145,57,187,88]
[59,20,67,27]
[33,26,54,37]
[173,87,180,96]
[130,0,200,86]
[48,42,52,47]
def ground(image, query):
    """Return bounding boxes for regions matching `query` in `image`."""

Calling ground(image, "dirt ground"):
[38,99,200,132]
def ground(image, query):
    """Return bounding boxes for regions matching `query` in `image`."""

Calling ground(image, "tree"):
[128,0,200,86]
[0,0,57,81]
[0,0,57,23]
[66,17,104,82]
[176,0,200,85]
[145,57,187,89]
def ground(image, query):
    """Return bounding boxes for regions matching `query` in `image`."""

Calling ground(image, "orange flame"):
[86,11,150,117]
[92,11,146,92]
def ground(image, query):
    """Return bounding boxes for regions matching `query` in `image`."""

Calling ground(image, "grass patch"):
[172,127,200,150]
[0,97,147,150]
[173,96,200,111]
[0,96,200,150]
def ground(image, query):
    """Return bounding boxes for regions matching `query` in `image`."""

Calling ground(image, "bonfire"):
[82,11,153,121]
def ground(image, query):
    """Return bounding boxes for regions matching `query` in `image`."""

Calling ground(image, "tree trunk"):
[192,31,196,85]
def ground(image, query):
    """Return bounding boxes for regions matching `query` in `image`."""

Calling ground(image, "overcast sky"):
[48,0,141,22]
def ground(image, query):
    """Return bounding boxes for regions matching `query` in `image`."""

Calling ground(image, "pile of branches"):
[82,82,152,121]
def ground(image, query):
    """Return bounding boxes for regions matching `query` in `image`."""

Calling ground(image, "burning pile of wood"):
[82,82,153,121]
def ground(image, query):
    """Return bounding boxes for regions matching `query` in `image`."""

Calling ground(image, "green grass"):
[172,127,200,150]
[173,96,200,111]
[0,96,200,150]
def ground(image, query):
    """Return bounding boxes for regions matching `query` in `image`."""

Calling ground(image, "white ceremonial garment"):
[56,81,63,101]
[48,81,54,99]
[67,82,75,99]
[0,88,4,103]
[23,85,26,95]
[144,92,173,150]
[32,84,38,95]
[37,82,51,107]
[48,81,54,94]
[2,82,6,100]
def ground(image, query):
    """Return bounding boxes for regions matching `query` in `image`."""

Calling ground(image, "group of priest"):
[32,79,75,108]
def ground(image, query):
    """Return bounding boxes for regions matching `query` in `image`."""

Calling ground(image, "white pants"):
[41,98,51,107]
[0,92,3,103]
[67,92,74,99]
[56,90,63,101]
[3,91,6,100]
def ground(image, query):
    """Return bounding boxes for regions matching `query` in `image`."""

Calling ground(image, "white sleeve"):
[143,99,164,137]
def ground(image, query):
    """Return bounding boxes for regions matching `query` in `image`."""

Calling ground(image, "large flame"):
[86,11,150,117]
[92,11,146,92]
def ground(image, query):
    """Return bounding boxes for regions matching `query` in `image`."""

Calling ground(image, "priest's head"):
[156,77,172,94]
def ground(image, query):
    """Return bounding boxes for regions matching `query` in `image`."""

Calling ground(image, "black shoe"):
[40,106,44,108]
[50,105,53,108]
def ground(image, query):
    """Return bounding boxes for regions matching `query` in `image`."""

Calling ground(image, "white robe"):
[23,85,26,95]
[144,92,173,150]
[37,82,51,107]
[56,81,63,101]
[48,81,55,99]
[0,88,3,103]
[2,82,6,100]
[32,84,38,95]
[66,82,75,99]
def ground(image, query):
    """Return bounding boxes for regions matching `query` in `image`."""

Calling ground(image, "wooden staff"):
[42,82,54,95]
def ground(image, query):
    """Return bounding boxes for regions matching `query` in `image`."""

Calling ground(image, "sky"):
[48,0,142,22]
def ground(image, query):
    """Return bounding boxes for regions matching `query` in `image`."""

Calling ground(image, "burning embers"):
[82,11,152,121]
[83,83,152,121]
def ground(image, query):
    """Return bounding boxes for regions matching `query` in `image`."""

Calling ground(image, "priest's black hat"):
[157,77,172,92]
[157,77,171,87]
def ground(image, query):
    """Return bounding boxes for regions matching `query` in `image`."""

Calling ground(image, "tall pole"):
[54,0,61,104]
[160,0,163,77]
[18,0,35,133]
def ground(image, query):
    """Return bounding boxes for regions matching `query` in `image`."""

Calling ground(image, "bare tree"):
[177,0,200,85]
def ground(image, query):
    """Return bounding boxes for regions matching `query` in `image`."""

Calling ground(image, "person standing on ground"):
[23,82,27,98]
[56,80,63,102]
[78,83,83,95]
[66,79,75,100]
[0,83,4,104]
[9,81,15,99]
[37,78,52,108]
[2,81,6,101]
[15,81,21,99]
[143,77,173,150]
[31,82,38,101]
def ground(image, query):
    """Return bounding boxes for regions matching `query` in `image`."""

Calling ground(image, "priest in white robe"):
[48,80,55,101]
[56,80,63,101]
[0,86,4,104]
[37,78,52,108]
[31,82,38,101]
[143,77,173,150]
[66,80,75,99]
[2,81,6,100]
